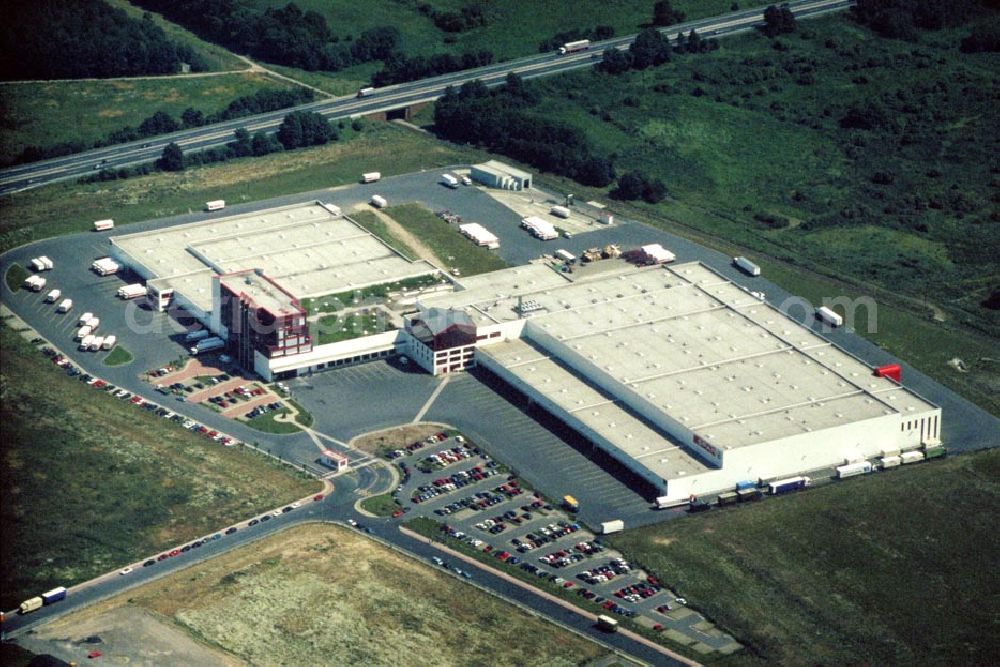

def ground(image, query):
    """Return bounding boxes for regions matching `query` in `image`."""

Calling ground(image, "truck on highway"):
[205,200,225,211]
[596,615,618,632]
[361,171,381,183]
[190,336,225,355]
[41,587,67,605]
[117,283,147,300]
[19,597,43,614]
[94,219,114,232]
[357,86,375,98]
[57,298,73,313]
[733,256,761,276]
[370,194,387,208]
[599,519,624,534]
[816,306,843,327]
[768,476,811,495]
[185,329,211,343]
[558,39,590,54]
[441,173,459,188]
[563,495,579,512]
[44,289,61,303]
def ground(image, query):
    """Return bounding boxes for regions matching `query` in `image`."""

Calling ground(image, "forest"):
[0,0,206,80]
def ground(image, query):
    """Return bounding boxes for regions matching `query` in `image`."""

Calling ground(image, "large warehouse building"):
[413,261,942,501]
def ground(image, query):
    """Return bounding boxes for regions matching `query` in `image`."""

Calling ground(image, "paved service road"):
[0,0,853,195]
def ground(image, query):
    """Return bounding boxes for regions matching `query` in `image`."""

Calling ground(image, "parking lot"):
[384,430,740,655]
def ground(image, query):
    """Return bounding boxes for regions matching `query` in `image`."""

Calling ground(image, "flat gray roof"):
[219,271,299,317]
[424,262,939,452]
[113,202,439,313]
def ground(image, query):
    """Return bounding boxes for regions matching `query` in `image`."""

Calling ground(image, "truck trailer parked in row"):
[92,258,119,276]
[117,284,147,299]
[733,256,761,276]
[102,335,117,350]
[57,298,73,313]
[79,334,96,350]
[836,460,873,479]
[185,329,211,343]
[31,256,53,271]
[559,39,590,54]
[768,476,811,495]
[44,289,61,303]
[23,275,46,291]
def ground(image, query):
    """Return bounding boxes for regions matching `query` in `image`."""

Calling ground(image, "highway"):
[0,0,853,195]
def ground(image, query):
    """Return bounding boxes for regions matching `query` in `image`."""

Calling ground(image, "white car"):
[271,510,282,517]
[291,501,301,509]
[119,567,133,575]
[347,519,358,527]
[675,597,687,605]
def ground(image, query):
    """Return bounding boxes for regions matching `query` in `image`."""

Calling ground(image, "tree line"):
[10,88,313,167]
[599,28,717,75]
[372,51,495,86]
[0,0,206,81]
[132,0,398,72]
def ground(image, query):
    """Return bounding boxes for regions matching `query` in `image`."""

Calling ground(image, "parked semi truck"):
[117,284,147,299]
[184,329,211,343]
[57,298,73,313]
[599,519,624,534]
[44,289,61,303]
[816,306,843,327]
[102,335,117,350]
[836,461,873,479]
[441,174,459,188]
[550,205,571,219]
[768,476,811,495]
[558,39,590,54]
[190,336,225,355]
[733,256,761,276]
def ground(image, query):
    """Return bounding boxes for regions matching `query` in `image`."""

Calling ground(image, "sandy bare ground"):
[15,605,243,667]
[349,423,447,456]
[355,204,443,265]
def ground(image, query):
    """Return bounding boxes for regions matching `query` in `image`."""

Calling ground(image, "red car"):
[169,549,181,557]
[313,494,324,502]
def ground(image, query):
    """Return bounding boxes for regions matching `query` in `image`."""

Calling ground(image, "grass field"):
[0,323,320,610]
[609,450,1000,665]
[313,312,392,345]
[380,203,508,277]
[360,492,402,517]
[102,344,134,366]
[288,399,314,427]
[350,210,421,260]
[0,72,301,164]
[244,408,301,434]
[4,263,26,291]
[0,122,483,253]
[51,523,610,665]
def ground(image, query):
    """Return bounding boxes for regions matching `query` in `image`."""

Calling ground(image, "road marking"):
[412,375,450,423]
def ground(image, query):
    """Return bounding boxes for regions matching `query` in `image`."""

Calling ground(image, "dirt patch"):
[15,605,241,667]
[354,205,442,265]
[97,109,125,118]
[652,536,675,547]
[22,524,607,666]
[350,423,447,456]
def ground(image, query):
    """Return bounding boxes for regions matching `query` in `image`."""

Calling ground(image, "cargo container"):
[733,256,761,276]
[550,205,571,219]
[836,460,873,479]
[441,174,459,188]
[716,491,739,507]
[117,284,147,299]
[735,480,756,491]
[205,200,225,211]
[370,194,387,208]
[184,329,211,343]
[79,334,96,350]
[57,298,73,313]
[879,455,901,469]
[93,218,115,231]
[736,488,762,503]
[596,615,618,632]
[102,335,117,350]
[44,289,61,303]
[599,519,624,534]
[558,39,590,54]
[923,445,946,460]
[361,171,381,183]
[357,86,375,98]
[41,587,67,605]
[19,597,43,614]
[768,476,811,495]
[900,450,925,465]
[78,312,94,326]
[816,306,843,327]
[563,495,579,512]
[688,500,711,513]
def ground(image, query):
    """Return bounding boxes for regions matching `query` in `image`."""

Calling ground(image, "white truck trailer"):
[89,336,105,351]
[79,334,96,350]
[78,312,93,326]
[117,283,147,299]
[550,205,571,219]
[836,460,873,479]
[93,219,115,231]
[85,316,100,331]
[205,200,226,211]
[441,173,459,188]
[24,275,46,291]
[370,194,387,208]
[558,39,590,54]
[76,326,93,341]
[733,256,761,276]
[102,335,117,350]
[92,258,119,276]
[57,298,73,313]
[599,519,624,535]
[190,336,225,355]
[357,86,375,98]
[44,289,61,303]
[816,306,843,327]
[361,171,381,183]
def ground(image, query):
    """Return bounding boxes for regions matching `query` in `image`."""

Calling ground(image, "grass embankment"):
[609,451,1000,666]
[0,73,300,165]
[0,122,483,253]
[5,263,27,291]
[245,408,301,434]
[61,523,610,665]
[349,210,421,260]
[380,203,508,277]
[360,492,402,517]
[519,16,999,415]
[0,323,320,610]
[288,399,313,428]
[102,345,134,367]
